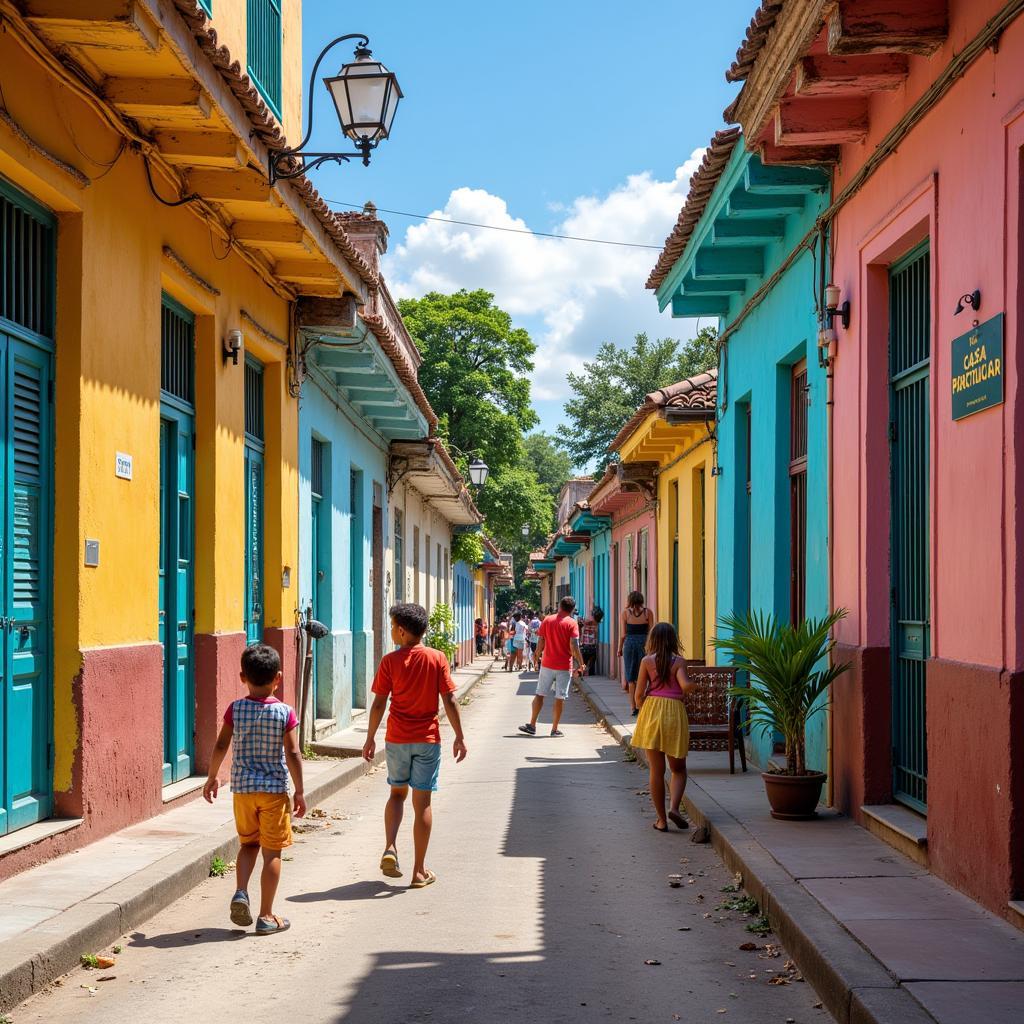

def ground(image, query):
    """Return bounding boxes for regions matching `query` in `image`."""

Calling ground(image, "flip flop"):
[652,822,669,833]
[410,870,437,889]
[254,914,290,935]
[668,810,690,830]
[380,848,402,878]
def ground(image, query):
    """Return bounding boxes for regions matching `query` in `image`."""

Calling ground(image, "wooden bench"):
[682,665,747,774]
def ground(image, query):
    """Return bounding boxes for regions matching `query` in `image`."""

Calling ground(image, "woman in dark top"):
[617,591,653,716]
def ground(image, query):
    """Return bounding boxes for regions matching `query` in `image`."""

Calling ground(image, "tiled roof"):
[609,369,718,452]
[646,128,742,290]
[725,1,785,84]
[171,1,378,288]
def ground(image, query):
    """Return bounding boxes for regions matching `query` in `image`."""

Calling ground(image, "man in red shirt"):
[363,603,468,889]
[518,596,586,737]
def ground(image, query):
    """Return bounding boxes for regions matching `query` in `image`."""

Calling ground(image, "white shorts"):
[536,666,571,701]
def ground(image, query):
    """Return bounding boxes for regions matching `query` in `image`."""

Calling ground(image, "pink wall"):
[830,0,1024,672]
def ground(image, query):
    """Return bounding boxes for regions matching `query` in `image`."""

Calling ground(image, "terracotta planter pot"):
[761,771,826,820]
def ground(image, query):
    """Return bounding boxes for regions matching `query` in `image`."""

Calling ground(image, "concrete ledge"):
[862,804,929,867]
[575,676,936,1024]
[0,817,83,857]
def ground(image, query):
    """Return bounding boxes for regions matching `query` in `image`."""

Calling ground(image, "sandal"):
[410,870,437,889]
[380,847,402,878]
[668,810,690,830]
[255,914,290,935]
[229,890,253,927]
[652,822,669,833]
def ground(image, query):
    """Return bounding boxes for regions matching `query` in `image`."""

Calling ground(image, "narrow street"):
[18,670,828,1024]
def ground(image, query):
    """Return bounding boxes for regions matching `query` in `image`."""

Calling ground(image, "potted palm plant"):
[712,609,850,820]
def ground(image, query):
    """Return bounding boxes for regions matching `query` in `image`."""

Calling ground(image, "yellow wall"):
[656,445,717,664]
[0,32,299,787]
[204,0,303,142]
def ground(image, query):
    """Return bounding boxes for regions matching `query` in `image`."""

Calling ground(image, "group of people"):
[199,587,694,936]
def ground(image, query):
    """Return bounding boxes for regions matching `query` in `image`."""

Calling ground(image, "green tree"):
[560,327,718,471]
[399,289,538,477]
[523,432,573,506]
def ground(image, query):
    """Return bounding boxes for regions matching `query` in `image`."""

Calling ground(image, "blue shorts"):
[385,742,442,792]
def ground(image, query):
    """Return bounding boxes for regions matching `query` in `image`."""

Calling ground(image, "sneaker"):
[229,889,253,927]
[550,729,564,737]
[518,723,536,735]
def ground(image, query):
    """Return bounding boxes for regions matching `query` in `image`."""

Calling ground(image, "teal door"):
[244,357,264,644]
[889,242,931,812]
[159,296,196,785]
[0,180,55,835]
[309,437,327,710]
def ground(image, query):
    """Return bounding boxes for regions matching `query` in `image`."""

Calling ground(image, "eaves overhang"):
[388,439,482,526]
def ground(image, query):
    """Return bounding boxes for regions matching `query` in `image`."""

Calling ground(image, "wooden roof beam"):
[104,78,212,123]
[681,276,748,295]
[743,161,830,194]
[796,53,909,96]
[828,0,948,57]
[694,247,764,279]
[712,217,786,246]
[758,142,840,167]
[24,0,159,50]
[186,169,274,204]
[156,131,246,168]
[274,260,339,286]
[726,189,805,217]
[673,294,730,317]
[774,97,869,146]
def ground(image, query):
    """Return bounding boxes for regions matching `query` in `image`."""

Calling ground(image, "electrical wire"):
[324,198,665,250]
[143,156,200,208]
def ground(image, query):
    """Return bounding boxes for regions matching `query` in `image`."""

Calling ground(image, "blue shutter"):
[247,0,282,118]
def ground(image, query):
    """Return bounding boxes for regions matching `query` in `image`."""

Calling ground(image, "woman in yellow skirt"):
[631,622,697,832]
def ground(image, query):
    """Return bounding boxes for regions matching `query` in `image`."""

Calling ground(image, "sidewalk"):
[576,673,1024,1024]
[0,656,493,1013]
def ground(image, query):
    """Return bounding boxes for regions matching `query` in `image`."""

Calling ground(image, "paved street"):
[17,670,828,1024]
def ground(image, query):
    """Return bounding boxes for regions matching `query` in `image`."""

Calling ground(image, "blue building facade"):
[651,133,831,770]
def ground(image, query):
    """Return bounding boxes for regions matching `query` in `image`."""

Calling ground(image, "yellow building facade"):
[0,1,374,874]
[614,372,718,663]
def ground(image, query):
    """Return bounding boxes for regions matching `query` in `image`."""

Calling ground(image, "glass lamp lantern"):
[325,46,403,146]
[468,457,489,488]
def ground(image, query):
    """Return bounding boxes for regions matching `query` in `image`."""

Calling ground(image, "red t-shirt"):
[371,644,456,744]
[539,612,580,671]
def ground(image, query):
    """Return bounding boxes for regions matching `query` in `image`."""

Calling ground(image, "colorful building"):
[648,133,831,767]
[722,0,1024,921]
[610,375,718,665]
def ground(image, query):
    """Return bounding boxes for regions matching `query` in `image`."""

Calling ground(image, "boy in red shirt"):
[362,602,467,888]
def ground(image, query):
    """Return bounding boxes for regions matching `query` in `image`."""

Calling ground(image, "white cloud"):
[382,150,707,411]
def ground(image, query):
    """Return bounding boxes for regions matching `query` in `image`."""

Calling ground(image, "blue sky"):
[301,0,752,437]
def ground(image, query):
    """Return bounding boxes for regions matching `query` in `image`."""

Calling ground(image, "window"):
[247,0,282,118]
[425,535,432,611]
[198,0,212,14]
[393,509,404,601]
[638,528,649,602]
[789,363,808,624]
[244,356,265,642]
[413,525,420,603]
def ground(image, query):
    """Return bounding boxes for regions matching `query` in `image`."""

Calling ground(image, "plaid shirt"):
[227,697,295,794]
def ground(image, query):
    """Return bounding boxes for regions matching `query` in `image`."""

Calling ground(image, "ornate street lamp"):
[521,523,530,537]
[268,35,402,184]
[468,457,489,488]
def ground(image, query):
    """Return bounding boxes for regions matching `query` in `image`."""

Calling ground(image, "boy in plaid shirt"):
[204,643,305,934]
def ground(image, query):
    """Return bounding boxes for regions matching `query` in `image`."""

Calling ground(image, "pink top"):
[645,655,687,701]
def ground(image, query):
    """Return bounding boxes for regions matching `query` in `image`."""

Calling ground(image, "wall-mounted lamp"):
[223,328,243,366]
[817,326,837,369]
[823,283,851,330]
[521,523,530,537]
[468,457,489,488]
[954,289,981,316]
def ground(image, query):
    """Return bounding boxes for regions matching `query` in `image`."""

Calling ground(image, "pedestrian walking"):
[527,610,541,672]
[518,596,586,738]
[362,602,468,889]
[511,611,528,672]
[631,622,697,833]
[618,591,654,716]
[474,617,486,656]
[203,643,305,935]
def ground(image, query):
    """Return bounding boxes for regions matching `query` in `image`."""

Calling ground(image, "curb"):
[1,662,494,1014]
[576,679,937,1024]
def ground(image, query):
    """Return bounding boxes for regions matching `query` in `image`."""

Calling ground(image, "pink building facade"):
[727,0,1024,921]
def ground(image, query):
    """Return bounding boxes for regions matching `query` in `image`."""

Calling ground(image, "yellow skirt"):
[632,696,690,759]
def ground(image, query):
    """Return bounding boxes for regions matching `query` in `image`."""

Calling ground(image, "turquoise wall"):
[298,373,387,729]
[659,147,831,772]
[453,559,474,659]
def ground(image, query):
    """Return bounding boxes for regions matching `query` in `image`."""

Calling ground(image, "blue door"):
[310,437,327,710]
[159,296,195,785]
[244,357,264,644]
[0,180,55,835]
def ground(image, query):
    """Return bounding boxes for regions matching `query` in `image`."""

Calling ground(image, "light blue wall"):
[453,560,474,661]
[661,147,831,772]
[591,527,611,644]
[298,372,388,729]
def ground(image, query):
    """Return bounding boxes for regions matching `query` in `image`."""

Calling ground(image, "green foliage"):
[711,609,851,776]
[718,894,760,915]
[476,464,554,551]
[80,953,101,969]
[523,432,573,507]
[451,531,485,567]
[424,603,458,662]
[399,289,538,478]
[560,327,718,471]
[209,855,229,878]
[746,916,772,936]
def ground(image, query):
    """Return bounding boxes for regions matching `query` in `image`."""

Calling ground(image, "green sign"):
[951,313,1004,421]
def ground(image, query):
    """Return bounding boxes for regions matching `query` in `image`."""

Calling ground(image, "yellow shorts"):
[233,792,293,850]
